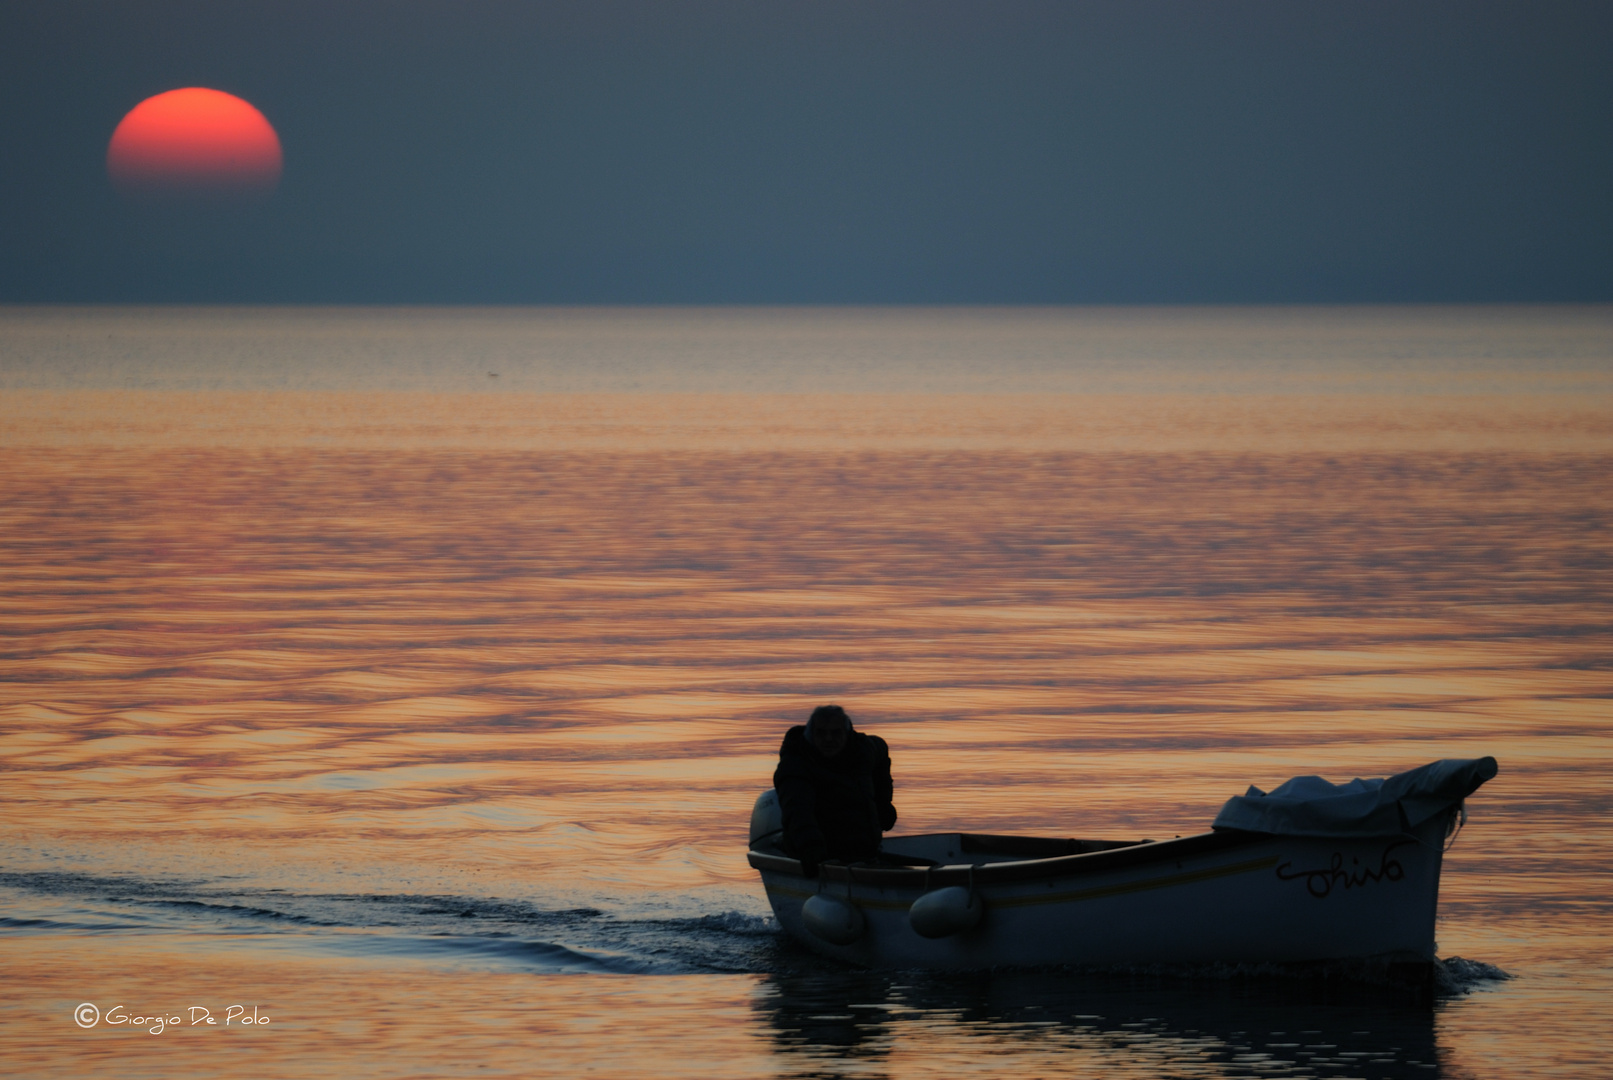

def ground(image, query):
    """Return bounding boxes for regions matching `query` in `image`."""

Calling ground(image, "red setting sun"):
[107,88,282,198]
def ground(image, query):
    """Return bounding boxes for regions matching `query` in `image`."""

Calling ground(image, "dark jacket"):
[773,725,897,864]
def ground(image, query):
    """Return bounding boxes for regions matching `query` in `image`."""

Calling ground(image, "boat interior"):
[750,826,1268,886]
[752,832,1149,867]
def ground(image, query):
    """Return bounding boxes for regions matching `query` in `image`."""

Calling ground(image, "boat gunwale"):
[749,828,1279,888]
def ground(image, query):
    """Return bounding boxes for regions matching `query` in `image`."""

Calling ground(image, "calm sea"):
[2,306,1610,1078]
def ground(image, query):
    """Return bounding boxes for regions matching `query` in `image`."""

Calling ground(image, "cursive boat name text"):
[1275,840,1414,899]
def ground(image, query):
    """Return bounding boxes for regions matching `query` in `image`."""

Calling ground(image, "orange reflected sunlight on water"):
[3,373,1611,1078]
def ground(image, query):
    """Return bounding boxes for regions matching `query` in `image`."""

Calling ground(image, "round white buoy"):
[802,893,865,945]
[908,886,985,939]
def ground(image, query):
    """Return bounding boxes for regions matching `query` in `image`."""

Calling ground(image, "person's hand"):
[797,837,827,877]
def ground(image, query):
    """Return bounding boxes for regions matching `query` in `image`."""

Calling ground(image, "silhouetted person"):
[773,705,896,872]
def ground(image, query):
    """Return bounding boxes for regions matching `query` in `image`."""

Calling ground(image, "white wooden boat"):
[748,757,1496,973]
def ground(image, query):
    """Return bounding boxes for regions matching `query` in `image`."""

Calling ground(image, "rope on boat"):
[1444,799,1469,852]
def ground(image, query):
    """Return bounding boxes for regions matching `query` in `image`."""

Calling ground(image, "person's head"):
[806,704,851,758]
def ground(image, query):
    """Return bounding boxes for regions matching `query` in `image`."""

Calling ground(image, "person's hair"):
[808,704,850,731]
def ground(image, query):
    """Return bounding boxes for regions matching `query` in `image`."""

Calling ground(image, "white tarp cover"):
[1211,757,1498,838]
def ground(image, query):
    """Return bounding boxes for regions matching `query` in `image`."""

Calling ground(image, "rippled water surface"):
[2,307,1611,1078]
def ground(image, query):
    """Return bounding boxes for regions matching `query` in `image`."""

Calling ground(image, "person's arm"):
[869,734,897,832]
[774,736,829,868]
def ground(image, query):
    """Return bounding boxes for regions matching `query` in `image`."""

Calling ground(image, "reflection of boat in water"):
[748,757,1497,976]
[757,966,1450,1076]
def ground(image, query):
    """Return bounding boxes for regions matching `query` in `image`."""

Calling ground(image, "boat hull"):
[752,815,1451,970]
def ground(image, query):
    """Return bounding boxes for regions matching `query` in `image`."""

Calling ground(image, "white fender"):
[802,893,865,945]
[749,790,783,847]
[908,886,985,939]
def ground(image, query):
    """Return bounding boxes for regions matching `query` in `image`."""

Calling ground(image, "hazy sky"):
[3,1,1611,303]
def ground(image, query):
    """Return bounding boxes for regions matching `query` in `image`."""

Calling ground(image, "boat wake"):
[0,869,786,975]
[1433,955,1513,995]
